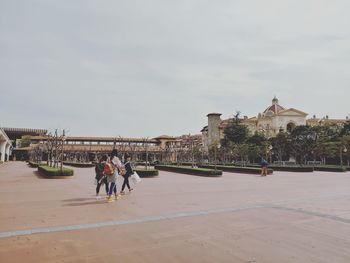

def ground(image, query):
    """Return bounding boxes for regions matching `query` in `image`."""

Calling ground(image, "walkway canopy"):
[0,128,12,162]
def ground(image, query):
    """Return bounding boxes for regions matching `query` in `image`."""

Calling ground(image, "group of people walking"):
[94,149,135,202]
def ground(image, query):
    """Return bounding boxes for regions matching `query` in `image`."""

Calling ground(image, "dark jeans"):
[96,177,109,195]
[121,175,131,191]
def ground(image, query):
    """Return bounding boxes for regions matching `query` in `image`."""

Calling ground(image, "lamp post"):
[214,143,220,171]
[268,145,273,164]
[340,146,347,167]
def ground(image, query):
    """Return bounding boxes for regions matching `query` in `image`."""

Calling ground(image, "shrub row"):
[134,168,159,177]
[199,165,273,175]
[28,161,40,168]
[63,162,95,168]
[154,165,222,177]
[313,166,347,172]
[38,165,74,177]
[269,166,314,172]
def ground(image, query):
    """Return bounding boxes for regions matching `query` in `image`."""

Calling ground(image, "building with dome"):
[201,97,348,151]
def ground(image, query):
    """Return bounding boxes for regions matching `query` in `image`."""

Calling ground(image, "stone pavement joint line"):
[0,204,270,239]
[271,205,350,224]
[1,199,350,239]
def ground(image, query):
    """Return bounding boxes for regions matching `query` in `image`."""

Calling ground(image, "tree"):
[269,132,290,162]
[289,126,317,165]
[246,132,268,163]
[221,114,249,147]
[18,135,31,148]
[340,121,350,136]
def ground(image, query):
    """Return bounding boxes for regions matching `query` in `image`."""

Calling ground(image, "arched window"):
[286,122,296,132]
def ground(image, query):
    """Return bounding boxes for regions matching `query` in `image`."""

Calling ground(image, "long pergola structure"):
[0,128,12,162]
[26,135,169,163]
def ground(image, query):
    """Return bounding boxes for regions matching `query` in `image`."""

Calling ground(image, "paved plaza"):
[0,162,350,263]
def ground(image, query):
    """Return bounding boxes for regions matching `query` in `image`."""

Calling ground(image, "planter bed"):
[313,166,347,172]
[269,166,314,172]
[28,161,40,168]
[38,165,74,177]
[134,168,159,177]
[200,165,273,175]
[154,165,222,177]
[63,162,95,168]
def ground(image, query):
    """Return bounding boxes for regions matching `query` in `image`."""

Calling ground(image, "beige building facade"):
[202,97,348,151]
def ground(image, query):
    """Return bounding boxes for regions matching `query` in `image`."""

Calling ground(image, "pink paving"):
[0,161,350,263]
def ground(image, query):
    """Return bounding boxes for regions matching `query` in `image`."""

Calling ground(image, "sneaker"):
[115,194,122,200]
[107,196,114,202]
[120,191,125,195]
[96,195,100,200]
[129,188,133,192]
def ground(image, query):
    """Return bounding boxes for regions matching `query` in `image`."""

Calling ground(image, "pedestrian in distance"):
[121,154,134,195]
[261,158,269,176]
[95,155,109,199]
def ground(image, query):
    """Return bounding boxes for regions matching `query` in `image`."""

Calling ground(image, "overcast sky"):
[1,0,349,137]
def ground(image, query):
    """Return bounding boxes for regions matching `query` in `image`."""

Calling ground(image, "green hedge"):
[134,168,159,177]
[269,166,314,172]
[313,166,347,172]
[28,161,40,168]
[200,165,273,175]
[38,165,74,177]
[63,162,95,168]
[154,165,222,177]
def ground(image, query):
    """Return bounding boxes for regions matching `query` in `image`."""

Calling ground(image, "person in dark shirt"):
[261,158,269,176]
[95,155,109,199]
[121,154,134,194]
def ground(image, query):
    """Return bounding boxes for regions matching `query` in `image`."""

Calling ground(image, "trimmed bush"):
[134,168,159,177]
[38,165,74,177]
[313,166,347,172]
[154,165,222,177]
[200,165,273,175]
[63,162,95,168]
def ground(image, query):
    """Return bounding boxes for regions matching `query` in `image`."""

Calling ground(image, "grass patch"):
[38,165,74,177]
[63,162,95,168]
[155,165,222,177]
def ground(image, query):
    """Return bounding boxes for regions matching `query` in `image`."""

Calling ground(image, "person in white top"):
[107,149,124,202]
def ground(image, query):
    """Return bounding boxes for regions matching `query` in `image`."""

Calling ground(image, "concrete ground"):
[0,162,350,263]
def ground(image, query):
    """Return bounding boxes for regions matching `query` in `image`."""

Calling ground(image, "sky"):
[1,0,349,138]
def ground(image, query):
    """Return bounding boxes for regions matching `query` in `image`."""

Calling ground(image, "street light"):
[214,143,221,171]
[268,145,273,164]
[340,146,347,167]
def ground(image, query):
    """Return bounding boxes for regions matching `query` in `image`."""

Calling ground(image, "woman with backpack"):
[107,149,123,202]
[121,154,134,194]
[95,155,109,199]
